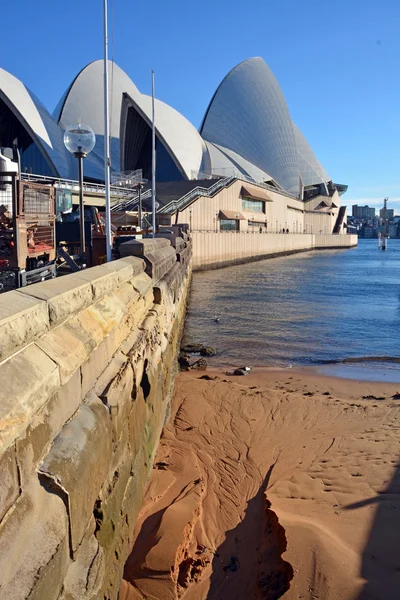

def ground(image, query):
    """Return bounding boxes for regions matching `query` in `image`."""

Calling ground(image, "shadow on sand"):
[206,466,293,600]
[344,461,400,600]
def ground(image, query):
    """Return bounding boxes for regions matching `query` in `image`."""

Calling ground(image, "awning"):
[240,185,273,202]
[218,209,246,220]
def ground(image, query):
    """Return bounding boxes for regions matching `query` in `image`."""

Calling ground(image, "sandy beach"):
[120,368,400,600]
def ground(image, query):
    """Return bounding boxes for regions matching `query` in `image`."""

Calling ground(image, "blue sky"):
[2,0,399,210]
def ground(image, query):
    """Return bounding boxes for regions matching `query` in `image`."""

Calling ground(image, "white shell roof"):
[124,93,205,180]
[55,60,142,180]
[211,143,275,185]
[200,57,300,194]
[0,68,71,177]
[55,60,141,138]
[292,123,330,187]
[56,60,205,180]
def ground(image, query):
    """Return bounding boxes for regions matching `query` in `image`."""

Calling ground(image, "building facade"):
[0,57,348,235]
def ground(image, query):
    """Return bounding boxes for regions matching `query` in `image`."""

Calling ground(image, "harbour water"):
[183,239,400,381]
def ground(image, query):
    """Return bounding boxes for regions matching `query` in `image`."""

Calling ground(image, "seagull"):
[213,316,220,323]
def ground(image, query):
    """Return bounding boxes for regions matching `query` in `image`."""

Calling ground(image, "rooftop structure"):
[0,57,345,201]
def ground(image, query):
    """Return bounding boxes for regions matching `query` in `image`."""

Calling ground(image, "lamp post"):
[64,122,96,266]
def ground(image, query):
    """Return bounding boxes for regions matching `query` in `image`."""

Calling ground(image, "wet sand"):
[120,368,400,600]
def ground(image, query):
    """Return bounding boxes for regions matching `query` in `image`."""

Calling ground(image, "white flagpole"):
[151,69,156,238]
[103,0,112,261]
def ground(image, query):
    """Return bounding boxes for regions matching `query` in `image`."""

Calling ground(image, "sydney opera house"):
[0,57,347,235]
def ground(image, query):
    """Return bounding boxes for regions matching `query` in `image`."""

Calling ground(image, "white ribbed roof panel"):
[127,94,206,180]
[200,57,300,194]
[56,60,142,178]
[0,69,71,177]
[212,143,275,184]
[56,60,141,138]
[292,123,330,186]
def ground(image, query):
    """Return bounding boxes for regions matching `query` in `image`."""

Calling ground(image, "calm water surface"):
[183,239,400,380]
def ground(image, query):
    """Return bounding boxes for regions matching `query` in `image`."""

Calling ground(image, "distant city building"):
[352,205,375,219]
[380,207,394,219]
[363,224,374,238]
[388,223,398,238]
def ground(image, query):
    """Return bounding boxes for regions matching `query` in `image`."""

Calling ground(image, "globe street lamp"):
[64,122,96,266]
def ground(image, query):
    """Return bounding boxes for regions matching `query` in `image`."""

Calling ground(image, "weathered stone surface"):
[28,537,69,600]
[161,261,183,299]
[128,388,148,459]
[39,394,112,553]
[0,476,69,600]
[94,352,126,398]
[119,327,146,359]
[36,318,99,386]
[0,344,60,451]
[130,271,153,298]
[59,534,105,600]
[141,246,177,281]
[85,291,127,338]
[119,237,170,256]
[0,237,192,599]
[73,257,145,301]
[16,370,81,486]
[19,273,93,326]
[100,361,135,443]
[0,291,49,362]
[0,444,19,522]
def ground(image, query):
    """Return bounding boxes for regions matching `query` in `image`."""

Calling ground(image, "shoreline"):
[120,367,400,599]
[182,362,400,384]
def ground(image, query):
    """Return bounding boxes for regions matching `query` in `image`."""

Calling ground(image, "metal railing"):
[191,169,299,200]
[20,172,135,199]
[159,174,299,215]
[111,188,152,213]
[158,175,237,214]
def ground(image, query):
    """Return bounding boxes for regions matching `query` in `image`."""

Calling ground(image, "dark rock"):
[154,461,169,470]
[181,343,203,353]
[233,369,249,376]
[200,346,217,357]
[190,358,207,370]
[198,375,218,381]
[178,354,191,369]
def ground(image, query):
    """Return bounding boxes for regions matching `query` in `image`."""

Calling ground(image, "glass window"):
[248,220,266,227]
[241,197,265,212]
[220,219,239,231]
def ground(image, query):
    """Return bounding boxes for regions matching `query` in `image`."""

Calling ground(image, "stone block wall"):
[0,235,191,600]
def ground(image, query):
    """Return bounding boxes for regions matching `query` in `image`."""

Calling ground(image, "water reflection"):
[184,240,400,370]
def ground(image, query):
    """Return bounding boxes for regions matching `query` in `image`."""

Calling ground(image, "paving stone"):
[73,257,145,301]
[0,291,49,362]
[119,237,170,256]
[0,344,60,452]
[18,273,93,326]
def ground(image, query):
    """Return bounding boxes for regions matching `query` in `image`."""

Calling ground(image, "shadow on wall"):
[345,460,400,600]
[206,468,293,600]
